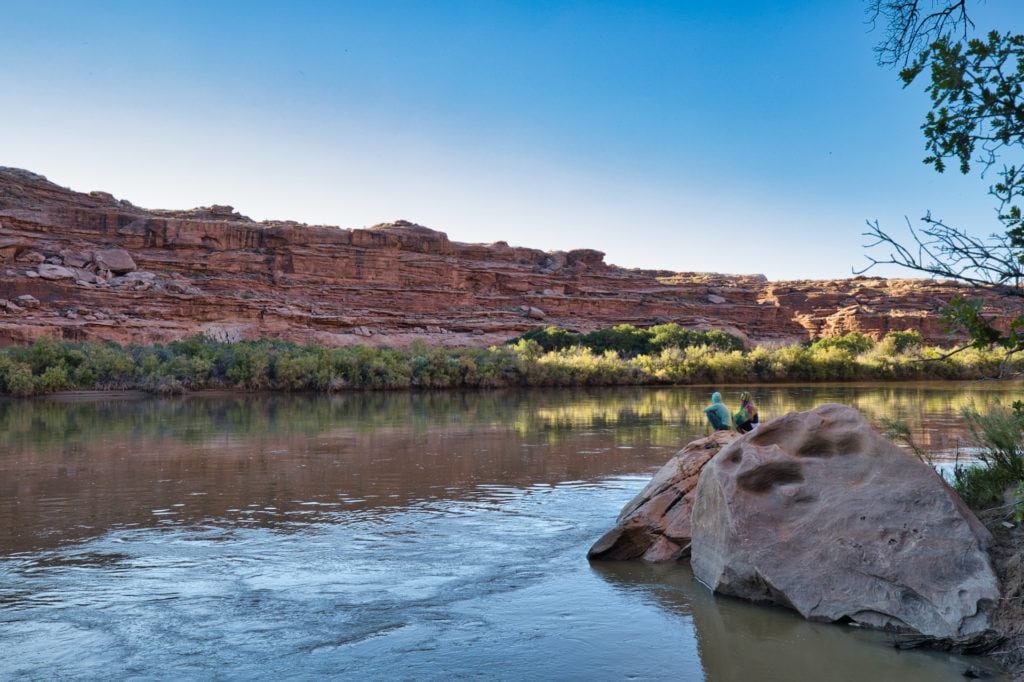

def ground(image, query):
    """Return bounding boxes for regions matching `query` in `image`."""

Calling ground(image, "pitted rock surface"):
[690,404,999,640]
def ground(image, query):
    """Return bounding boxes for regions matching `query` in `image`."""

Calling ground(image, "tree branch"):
[868,0,973,67]
[857,216,1024,296]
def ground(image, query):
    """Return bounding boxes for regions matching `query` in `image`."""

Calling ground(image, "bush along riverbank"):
[0,327,1021,397]
[942,403,1024,675]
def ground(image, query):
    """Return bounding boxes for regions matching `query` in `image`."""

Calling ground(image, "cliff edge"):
[0,168,1016,348]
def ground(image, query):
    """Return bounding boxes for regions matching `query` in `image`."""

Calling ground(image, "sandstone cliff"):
[0,167,1016,348]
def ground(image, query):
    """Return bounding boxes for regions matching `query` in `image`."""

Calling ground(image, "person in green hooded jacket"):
[703,391,732,431]
[733,390,759,433]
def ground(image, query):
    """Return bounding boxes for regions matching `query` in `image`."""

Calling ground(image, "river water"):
[1,383,1019,680]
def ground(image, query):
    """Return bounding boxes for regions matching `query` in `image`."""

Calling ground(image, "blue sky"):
[1,1,1020,279]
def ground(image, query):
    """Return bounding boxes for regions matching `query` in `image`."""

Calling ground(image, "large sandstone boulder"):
[589,430,737,561]
[92,248,136,274]
[691,403,999,640]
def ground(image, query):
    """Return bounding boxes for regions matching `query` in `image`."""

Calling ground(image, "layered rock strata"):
[0,167,1018,348]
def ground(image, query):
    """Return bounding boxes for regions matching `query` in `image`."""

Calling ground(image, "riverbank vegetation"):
[0,327,1020,397]
[952,402,1024,510]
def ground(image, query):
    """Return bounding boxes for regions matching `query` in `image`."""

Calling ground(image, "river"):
[1,383,1018,679]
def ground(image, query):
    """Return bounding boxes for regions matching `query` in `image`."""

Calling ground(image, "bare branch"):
[868,0,973,67]
[857,216,1024,296]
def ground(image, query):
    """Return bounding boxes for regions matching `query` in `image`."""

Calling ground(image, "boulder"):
[110,271,155,289]
[707,294,727,304]
[93,248,136,274]
[690,404,999,640]
[164,280,201,295]
[0,236,27,260]
[69,267,97,284]
[59,248,91,268]
[14,294,39,309]
[589,430,737,561]
[36,264,75,280]
[527,306,546,320]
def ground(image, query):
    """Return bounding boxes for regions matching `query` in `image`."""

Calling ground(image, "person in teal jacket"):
[703,391,732,431]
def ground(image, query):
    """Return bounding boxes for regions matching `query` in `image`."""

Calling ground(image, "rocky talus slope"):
[0,167,1017,348]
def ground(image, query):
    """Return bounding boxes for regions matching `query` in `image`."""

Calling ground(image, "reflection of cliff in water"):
[3,382,1018,448]
[2,381,1020,555]
[0,391,687,554]
[589,562,1003,681]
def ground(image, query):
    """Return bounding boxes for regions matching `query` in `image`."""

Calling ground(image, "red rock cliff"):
[0,167,1018,348]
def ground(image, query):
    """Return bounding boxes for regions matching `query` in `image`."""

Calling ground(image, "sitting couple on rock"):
[703,391,758,433]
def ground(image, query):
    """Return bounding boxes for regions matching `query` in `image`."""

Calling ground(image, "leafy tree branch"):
[862,1,1024,353]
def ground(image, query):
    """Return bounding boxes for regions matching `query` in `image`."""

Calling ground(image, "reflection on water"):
[0,383,1017,679]
[592,562,995,681]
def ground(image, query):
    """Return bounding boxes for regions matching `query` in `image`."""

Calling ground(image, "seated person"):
[703,392,732,431]
[734,390,760,433]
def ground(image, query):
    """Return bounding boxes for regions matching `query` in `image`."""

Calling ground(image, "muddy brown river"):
[1,383,1018,679]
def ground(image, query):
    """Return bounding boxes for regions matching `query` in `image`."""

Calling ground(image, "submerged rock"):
[690,403,999,641]
[588,430,737,561]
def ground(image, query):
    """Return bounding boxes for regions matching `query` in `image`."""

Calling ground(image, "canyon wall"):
[0,167,1017,348]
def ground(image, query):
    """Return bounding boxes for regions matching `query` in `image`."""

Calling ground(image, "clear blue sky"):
[1,1,1020,279]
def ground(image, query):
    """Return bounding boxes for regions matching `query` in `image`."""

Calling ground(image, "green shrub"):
[35,365,71,393]
[13,336,69,375]
[0,357,36,396]
[581,325,652,356]
[878,330,923,356]
[222,342,273,389]
[954,402,1024,508]
[809,332,875,355]
[507,323,744,358]
[0,330,1020,396]
[648,324,745,353]
[513,326,582,352]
